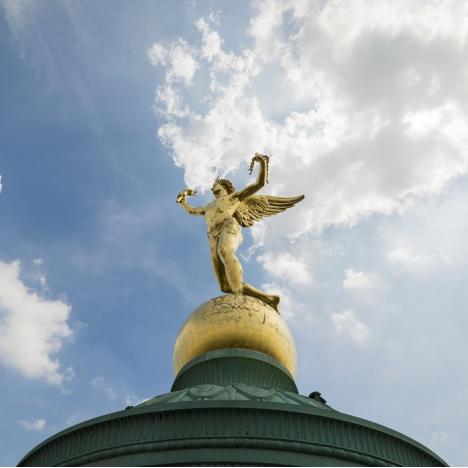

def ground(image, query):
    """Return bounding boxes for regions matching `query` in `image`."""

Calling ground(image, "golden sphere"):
[173,295,297,377]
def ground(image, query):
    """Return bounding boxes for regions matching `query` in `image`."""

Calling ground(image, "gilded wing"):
[234,194,305,228]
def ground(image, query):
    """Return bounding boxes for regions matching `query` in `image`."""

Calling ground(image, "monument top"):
[176,153,304,313]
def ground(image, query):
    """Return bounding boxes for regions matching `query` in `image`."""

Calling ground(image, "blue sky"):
[1,0,468,465]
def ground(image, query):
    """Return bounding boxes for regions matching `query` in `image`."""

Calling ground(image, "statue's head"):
[212,178,235,198]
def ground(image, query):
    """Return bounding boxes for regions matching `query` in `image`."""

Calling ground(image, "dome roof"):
[137,382,332,409]
[19,349,448,467]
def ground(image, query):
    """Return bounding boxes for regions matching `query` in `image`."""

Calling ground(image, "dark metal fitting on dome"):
[309,391,327,404]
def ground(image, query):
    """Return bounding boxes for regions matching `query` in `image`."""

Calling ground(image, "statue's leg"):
[209,237,231,293]
[217,220,244,295]
[242,283,280,313]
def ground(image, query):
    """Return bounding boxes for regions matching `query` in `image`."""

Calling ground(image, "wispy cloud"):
[261,282,298,319]
[343,269,377,290]
[148,39,199,85]
[387,247,432,272]
[91,376,117,400]
[91,376,149,407]
[124,394,149,407]
[331,309,370,343]
[18,418,46,431]
[258,252,313,286]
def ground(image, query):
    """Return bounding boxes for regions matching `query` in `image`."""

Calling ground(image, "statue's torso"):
[205,194,240,238]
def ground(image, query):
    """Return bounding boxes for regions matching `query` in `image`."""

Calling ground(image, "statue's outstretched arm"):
[181,201,205,216]
[176,189,205,216]
[237,153,269,201]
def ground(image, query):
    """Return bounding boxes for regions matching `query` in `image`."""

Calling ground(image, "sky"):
[1,0,468,465]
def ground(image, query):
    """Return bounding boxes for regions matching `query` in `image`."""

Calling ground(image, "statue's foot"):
[239,283,281,313]
[264,294,280,313]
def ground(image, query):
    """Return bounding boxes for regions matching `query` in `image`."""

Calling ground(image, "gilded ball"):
[173,295,297,377]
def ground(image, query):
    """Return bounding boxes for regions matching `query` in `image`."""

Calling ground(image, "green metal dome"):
[18,348,447,467]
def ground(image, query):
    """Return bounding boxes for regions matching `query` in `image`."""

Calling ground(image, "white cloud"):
[343,269,376,289]
[331,309,369,342]
[169,41,198,84]
[149,39,198,85]
[149,1,468,239]
[379,182,468,277]
[91,376,117,400]
[432,430,450,442]
[155,85,190,118]
[18,418,46,431]
[147,43,167,66]
[403,103,468,149]
[258,252,312,286]
[0,260,73,385]
[387,247,432,272]
[403,106,445,139]
[261,282,297,319]
[196,17,223,62]
[0,174,2,193]
[317,0,468,45]
[91,376,149,407]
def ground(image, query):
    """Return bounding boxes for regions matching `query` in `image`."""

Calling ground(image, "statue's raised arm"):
[236,153,269,201]
[176,153,304,313]
[234,154,304,228]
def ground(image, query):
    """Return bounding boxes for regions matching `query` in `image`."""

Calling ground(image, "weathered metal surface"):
[18,400,447,467]
[19,349,448,467]
[173,295,297,376]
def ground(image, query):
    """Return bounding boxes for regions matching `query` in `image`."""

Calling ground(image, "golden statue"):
[176,153,304,312]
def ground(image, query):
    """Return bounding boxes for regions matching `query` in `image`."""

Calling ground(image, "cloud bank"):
[149,0,468,237]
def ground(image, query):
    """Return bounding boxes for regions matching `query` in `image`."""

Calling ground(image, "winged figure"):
[176,153,304,312]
